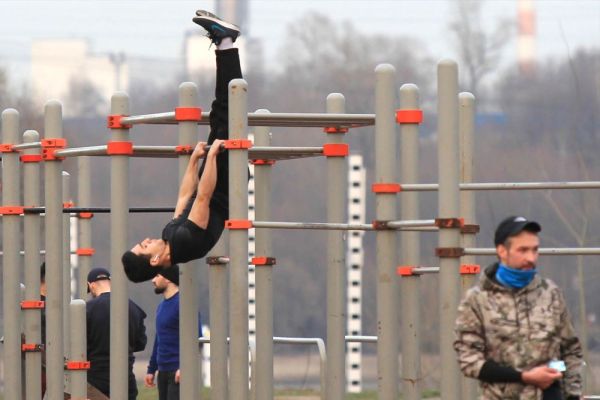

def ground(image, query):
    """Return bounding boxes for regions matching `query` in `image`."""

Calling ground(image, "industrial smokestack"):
[518,0,536,76]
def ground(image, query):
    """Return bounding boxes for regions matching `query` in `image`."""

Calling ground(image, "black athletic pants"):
[157,370,180,400]
[196,48,243,221]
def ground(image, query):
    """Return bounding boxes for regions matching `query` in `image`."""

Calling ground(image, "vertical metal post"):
[109,92,130,400]
[44,100,65,400]
[458,92,478,400]
[69,299,87,399]
[178,82,200,400]
[2,108,22,400]
[208,237,228,400]
[62,172,71,360]
[77,157,92,299]
[23,129,42,400]
[375,64,399,400]
[325,93,348,400]
[437,60,461,400]
[228,78,249,400]
[253,109,273,400]
[399,84,422,400]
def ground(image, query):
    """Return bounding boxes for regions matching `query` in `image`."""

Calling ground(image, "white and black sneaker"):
[193,10,240,45]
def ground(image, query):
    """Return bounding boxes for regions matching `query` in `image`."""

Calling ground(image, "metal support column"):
[253,110,274,400]
[2,108,22,400]
[374,64,399,400]
[69,300,87,399]
[77,157,92,299]
[399,84,422,400]
[437,60,461,400]
[44,100,65,400]
[62,172,71,360]
[208,237,228,400]
[23,129,43,400]
[109,92,130,400]
[458,92,478,400]
[178,82,201,400]
[228,78,249,400]
[325,93,348,400]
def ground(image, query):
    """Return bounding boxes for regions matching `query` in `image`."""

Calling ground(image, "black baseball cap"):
[494,216,541,246]
[87,267,111,292]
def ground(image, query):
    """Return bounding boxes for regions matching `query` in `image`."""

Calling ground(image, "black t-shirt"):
[86,292,147,399]
[162,204,225,265]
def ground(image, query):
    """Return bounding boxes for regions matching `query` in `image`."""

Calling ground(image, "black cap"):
[157,265,180,286]
[87,267,111,293]
[494,216,541,246]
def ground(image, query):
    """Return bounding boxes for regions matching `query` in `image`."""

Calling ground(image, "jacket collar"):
[480,262,541,293]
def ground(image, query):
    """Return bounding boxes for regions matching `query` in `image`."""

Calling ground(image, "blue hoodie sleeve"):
[147,336,158,374]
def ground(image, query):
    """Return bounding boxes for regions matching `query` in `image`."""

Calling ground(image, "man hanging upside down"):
[122,10,242,282]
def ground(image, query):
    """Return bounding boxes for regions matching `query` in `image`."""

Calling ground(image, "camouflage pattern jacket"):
[454,263,583,399]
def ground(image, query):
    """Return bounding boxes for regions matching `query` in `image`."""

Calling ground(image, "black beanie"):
[121,251,159,283]
[158,265,180,286]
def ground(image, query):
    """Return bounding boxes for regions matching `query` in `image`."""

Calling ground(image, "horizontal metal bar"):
[401,181,600,192]
[55,146,108,157]
[12,142,42,150]
[387,219,436,228]
[22,207,174,214]
[345,335,377,343]
[252,221,374,230]
[410,267,441,274]
[464,247,600,256]
[273,337,324,345]
[120,111,375,128]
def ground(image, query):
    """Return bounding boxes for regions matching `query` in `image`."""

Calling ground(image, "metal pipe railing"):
[119,111,375,128]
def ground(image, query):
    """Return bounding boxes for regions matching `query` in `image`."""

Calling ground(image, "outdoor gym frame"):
[2,58,599,400]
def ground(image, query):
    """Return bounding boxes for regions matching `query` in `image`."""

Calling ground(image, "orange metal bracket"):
[323,143,349,157]
[396,109,423,124]
[372,183,401,193]
[21,300,45,309]
[225,219,253,230]
[174,107,202,121]
[107,115,131,129]
[106,141,133,155]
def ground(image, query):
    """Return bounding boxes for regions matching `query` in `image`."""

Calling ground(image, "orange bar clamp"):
[396,109,424,124]
[174,107,202,121]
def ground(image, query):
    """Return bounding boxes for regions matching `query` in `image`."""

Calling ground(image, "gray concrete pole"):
[208,236,228,400]
[22,129,43,400]
[62,172,71,360]
[44,100,65,400]
[437,60,461,400]
[253,110,274,400]
[109,92,130,400]
[76,157,92,299]
[228,78,250,400]
[374,64,399,400]
[178,82,201,400]
[458,92,478,400]
[69,299,87,399]
[2,108,22,400]
[399,84,422,400]
[325,93,348,400]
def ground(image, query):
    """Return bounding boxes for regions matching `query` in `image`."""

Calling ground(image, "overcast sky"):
[0,0,598,85]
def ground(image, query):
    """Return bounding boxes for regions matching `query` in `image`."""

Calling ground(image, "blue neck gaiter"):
[495,263,536,289]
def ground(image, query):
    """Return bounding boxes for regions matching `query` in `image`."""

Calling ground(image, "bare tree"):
[448,0,513,97]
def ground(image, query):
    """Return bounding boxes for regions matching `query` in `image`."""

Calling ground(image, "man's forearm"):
[197,154,217,200]
[178,157,200,199]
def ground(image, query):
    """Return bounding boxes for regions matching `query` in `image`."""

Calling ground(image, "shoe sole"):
[192,15,240,34]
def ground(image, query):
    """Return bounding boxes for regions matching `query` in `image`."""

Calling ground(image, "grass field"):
[135,386,441,399]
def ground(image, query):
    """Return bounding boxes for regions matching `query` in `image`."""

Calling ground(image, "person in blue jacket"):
[143,266,202,400]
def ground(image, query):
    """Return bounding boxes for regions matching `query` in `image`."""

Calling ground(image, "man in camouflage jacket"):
[454,216,583,400]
